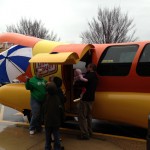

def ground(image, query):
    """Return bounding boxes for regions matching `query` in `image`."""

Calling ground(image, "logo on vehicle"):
[33,63,58,76]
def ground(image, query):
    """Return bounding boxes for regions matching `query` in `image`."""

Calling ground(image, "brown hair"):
[88,63,97,71]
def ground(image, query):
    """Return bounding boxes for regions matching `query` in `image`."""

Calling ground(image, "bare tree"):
[81,7,138,44]
[6,18,60,41]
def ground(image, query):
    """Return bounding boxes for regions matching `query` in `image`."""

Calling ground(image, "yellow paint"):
[93,92,150,128]
[79,44,94,59]
[32,40,68,56]
[29,52,79,64]
[0,83,150,128]
[43,65,63,82]
[30,40,69,77]
[0,84,30,112]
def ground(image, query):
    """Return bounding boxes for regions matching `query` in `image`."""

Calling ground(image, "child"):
[47,76,66,112]
[43,82,63,150]
[53,76,67,107]
[74,69,88,84]
[73,69,88,102]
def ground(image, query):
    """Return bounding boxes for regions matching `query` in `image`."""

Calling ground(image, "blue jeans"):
[29,98,42,131]
[45,127,61,150]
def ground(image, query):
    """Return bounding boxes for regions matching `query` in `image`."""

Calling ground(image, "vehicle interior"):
[62,49,93,114]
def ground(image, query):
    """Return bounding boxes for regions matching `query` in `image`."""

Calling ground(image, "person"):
[47,75,55,84]
[47,76,67,112]
[47,76,67,126]
[43,82,63,150]
[78,63,98,140]
[53,76,67,112]
[73,69,88,102]
[74,69,88,84]
[25,68,47,135]
[46,76,66,142]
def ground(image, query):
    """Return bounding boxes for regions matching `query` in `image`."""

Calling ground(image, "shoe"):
[29,130,35,135]
[89,132,93,137]
[77,135,90,140]
[51,138,62,142]
[73,98,81,102]
[36,128,42,133]
[61,146,64,150]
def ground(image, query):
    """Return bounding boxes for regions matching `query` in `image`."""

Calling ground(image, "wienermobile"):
[0,32,150,129]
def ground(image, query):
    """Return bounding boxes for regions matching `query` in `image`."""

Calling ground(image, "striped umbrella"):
[0,45,32,83]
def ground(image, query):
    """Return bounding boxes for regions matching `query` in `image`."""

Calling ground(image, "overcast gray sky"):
[0,0,150,43]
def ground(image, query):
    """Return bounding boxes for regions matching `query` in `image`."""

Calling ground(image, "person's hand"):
[49,75,54,82]
[25,76,30,82]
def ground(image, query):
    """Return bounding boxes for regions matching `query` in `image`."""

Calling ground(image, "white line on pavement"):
[0,105,4,120]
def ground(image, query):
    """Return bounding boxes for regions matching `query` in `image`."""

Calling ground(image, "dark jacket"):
[82,71,98,101]
[53,76,67,113]
[57,88,67,106]
[43,82,63,128]
[53,76,67,105]
[73,80,84,99]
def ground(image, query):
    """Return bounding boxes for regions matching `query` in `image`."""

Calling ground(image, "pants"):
[78,100,93,137]
[45,127,61,150]
[29,98,42,131]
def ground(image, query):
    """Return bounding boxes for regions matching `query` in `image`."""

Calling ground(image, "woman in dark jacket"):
[43,82,63,150]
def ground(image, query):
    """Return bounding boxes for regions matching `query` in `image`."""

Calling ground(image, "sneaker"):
[29,130,35,135]
[51,137,62,142]
[61,146,64,150]
[73,98,81,102]
[77,134,90,140]
[36,128,42,133]
[89,132,93,137]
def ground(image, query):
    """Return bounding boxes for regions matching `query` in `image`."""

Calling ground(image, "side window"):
[137,44,150,76]
[97,45,138,76]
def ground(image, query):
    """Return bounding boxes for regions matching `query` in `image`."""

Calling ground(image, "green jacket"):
[25,76,47,101]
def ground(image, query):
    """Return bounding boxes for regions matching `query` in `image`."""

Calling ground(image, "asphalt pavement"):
[0,104,147,150]
[0,104,148,139]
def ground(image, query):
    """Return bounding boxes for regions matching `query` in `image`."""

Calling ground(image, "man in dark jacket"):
[78,63,98,140]
[43,82,63,150]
